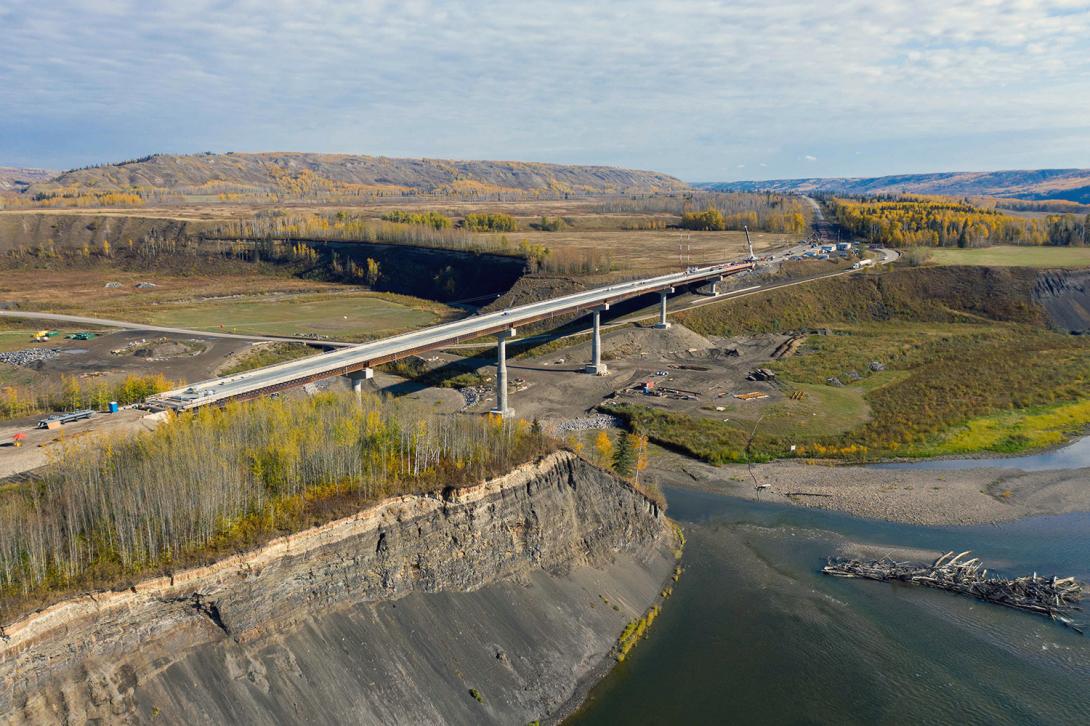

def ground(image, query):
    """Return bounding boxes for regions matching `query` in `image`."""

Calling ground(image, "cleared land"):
[0,270,344,314]
[489,228,792,275]
[140,292,448,341]
[929,246,1090,268]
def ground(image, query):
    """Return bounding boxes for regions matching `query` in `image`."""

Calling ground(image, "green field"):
[0,327,98,352]
[140,293,452,341]
[609,320,1090,463]
[929,245,1090,268]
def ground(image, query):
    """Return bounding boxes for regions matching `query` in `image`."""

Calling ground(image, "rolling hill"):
[26,152,687,200]
[700,169,1090,203]
[0,167,56,192]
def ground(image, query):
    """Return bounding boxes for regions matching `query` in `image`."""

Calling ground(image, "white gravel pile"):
[556,414,623,432]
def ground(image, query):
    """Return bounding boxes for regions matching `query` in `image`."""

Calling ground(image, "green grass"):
[912,399,1090,456]
[0,328,100,352]
[0,361,40,388]
[609,320,1090,463]
[139,292,450,341]
[769,322,1009,385]
[674,266,1045,337]
[929,246,1090,268]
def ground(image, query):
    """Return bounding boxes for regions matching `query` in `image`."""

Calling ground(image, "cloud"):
[0,0,1088,179]
[804,155,818,162]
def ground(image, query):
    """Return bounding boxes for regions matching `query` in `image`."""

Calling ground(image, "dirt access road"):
[0,310,356,347]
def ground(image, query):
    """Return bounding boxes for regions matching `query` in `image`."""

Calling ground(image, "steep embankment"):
[1,452,673,725]
[322,241,528,302]
[675,265,1048,336]
[0,214,528,304]
[0,211,221,254]
[1035,268,1090,333]
[28,152,688,199]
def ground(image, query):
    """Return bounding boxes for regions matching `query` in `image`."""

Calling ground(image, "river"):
[569,484,1090,724]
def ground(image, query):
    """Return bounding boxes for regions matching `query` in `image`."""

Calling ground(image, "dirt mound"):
[116,337,207,360]
[593,325,715,361]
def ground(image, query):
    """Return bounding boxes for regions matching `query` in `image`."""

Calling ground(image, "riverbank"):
[649,448,1090,526]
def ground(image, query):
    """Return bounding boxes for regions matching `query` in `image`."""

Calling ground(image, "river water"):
[570,485,1090,725]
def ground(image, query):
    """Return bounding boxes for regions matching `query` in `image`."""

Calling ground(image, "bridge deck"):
[148,262,753,409]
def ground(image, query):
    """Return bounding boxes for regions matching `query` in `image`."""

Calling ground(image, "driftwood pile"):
[823,550,1084,633]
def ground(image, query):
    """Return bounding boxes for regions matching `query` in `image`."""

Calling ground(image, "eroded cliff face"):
[1035,269,1090,333]
[1,452,672,725]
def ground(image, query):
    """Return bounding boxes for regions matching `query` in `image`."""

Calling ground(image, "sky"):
[2,0,1090,181]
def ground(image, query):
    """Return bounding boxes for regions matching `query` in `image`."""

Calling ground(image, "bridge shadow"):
[373,287,677,392]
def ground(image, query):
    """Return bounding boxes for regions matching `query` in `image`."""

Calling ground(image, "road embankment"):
[1,451,673,725]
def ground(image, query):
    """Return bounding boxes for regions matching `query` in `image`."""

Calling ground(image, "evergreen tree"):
[612,431,635,478]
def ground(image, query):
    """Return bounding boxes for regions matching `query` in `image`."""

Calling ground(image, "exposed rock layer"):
[1035,269,1090,333]
[1,452,671,724]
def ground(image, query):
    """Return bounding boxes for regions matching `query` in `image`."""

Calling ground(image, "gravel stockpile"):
[0,347,60,367]
[556,414,623,432]
[458,386,482,409]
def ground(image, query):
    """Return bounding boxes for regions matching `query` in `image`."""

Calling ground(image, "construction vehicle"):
[65,332,97,340]
[743,225,756,261]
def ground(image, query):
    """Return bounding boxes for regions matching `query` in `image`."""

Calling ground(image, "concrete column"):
[347,368,374,401]
[699,276,723,297]
[585,304,609,375]
[492,328,516,417]
[654,286,675,329]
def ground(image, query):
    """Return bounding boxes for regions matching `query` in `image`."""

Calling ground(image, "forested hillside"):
[828,197,1089,247]
[703,168,1090,203]
[20,152,687,205]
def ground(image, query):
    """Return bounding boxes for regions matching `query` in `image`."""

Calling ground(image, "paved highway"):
[148,262,754,409]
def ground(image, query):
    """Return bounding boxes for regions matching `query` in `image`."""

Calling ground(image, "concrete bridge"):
[147,261,754,415]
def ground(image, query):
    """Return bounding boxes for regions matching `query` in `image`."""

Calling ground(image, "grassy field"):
[929,246,1090,268]
[610,317,1090,463]
[0,269,457,342]
[675,266,1046,337]
[141,292,451,341]
[0,269,347,315]
[917,399,1090,456]
[491,228,793,276]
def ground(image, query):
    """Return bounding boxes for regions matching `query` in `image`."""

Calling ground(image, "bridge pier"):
[654,287,674,329]
[698,275,724,297]
[346,368,374,401]
[492,328,516,417]
[585,304,609,375]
